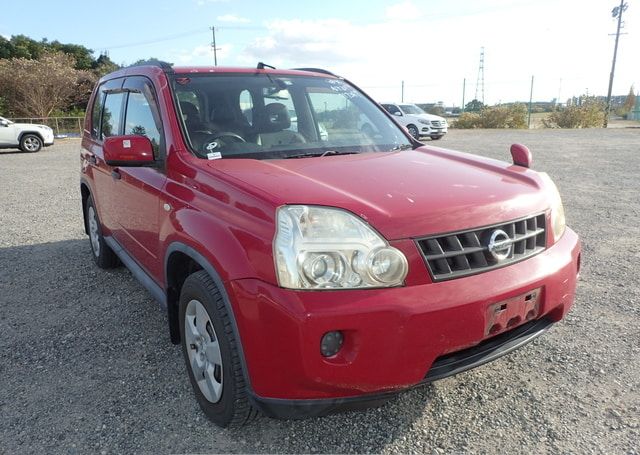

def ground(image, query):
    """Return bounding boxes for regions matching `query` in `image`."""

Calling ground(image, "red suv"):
[80,62,580,427]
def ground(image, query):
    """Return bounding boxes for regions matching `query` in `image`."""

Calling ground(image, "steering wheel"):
[211,132,246,143]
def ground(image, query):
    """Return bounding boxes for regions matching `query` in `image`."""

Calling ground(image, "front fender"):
[159,191,277,286]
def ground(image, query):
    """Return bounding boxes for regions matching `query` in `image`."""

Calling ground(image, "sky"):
[0,0,638,106]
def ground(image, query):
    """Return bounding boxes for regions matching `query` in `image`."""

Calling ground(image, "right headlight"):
[274,205,408,290]
[539,173,566,242]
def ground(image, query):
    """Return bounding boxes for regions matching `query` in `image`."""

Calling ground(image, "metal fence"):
[8,117,84,137]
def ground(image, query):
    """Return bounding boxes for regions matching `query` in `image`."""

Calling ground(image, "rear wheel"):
[407,124,419,139]
[20,134,42,152]
[179,270,258,428]
[86,196,119,268]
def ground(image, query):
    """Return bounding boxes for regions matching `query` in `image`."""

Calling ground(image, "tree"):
[0,35,95,70]
[0,51,96,117]
[617,85,636,117]
[92,53,120,77]
[465,99,485,112]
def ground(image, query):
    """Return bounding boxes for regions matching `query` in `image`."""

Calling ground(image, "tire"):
[407,124,419,140]
[431,135,444,141]
[85,196,119,268]
[179,270,258,428]
[19,134,43,152]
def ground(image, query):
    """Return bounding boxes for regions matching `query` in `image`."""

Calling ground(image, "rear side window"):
[124,92,161,153]
[101,92,125,139]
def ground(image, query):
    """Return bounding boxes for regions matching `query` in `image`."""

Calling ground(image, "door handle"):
[111,169,121,180]
[87,154,97,165]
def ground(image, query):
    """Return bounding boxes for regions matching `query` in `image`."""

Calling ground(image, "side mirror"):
[103,135,154,166]
[393,111,403,117]
[510,143,532,168]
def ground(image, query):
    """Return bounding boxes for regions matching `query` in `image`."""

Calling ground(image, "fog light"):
[320,331,343,357]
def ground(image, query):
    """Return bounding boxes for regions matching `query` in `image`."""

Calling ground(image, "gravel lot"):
[1,129,639,454]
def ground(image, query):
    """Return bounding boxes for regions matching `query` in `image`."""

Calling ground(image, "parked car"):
[0,116,54,152]
[380,103,448,140]
[80,62,580,428]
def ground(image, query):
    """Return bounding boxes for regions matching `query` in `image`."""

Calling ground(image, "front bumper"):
[420,126,447,137]
[229,227,580,415]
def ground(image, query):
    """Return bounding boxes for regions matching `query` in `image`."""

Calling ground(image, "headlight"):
[539,173,566,242]
[274,205,408,289]
[418,119,431,125]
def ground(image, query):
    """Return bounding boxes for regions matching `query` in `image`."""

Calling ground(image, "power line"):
[96,28,207,50]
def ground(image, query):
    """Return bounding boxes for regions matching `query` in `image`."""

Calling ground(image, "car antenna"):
[257,62,276,70]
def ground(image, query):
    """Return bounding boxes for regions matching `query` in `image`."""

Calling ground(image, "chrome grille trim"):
[416,213,547,281]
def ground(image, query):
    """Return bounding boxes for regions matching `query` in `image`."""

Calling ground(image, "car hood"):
[13,123,50,129]
[415,113,446,122]
[207,147,550,240]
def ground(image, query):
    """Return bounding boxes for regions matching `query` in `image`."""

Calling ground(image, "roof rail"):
[292,67,337,76]
[126,60,174,73]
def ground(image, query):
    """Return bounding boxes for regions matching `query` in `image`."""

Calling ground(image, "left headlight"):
[418,119,431,125]
[274,205,408,290]
[540,173,566,242]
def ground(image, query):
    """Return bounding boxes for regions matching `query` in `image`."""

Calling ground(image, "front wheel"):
[406,124,419,139]
[179,270,258,428]
[20,134,43,152]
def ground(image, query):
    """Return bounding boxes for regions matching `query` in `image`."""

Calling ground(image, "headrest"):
[260,103,291,133]
[180,101,199,119]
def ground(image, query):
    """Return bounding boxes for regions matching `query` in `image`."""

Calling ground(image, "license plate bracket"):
[485,288,541,336]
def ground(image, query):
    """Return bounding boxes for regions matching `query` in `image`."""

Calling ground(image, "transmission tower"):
[475,47,485,104]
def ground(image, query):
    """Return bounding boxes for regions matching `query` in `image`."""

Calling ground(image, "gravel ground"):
[1,129,639,454]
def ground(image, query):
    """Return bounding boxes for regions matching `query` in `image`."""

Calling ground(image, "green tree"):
[465,99,485,112]
[92,54,120,77]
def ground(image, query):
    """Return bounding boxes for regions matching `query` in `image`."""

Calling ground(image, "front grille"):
[431,120,445,127]
[416,213,547,281]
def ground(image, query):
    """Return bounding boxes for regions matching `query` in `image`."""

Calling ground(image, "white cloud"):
[237,1,640,106]
[217,14,250,24]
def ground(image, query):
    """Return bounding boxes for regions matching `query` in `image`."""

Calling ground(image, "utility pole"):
[528,75,534,128]
[210,26,220,66]
[401,80,405,102]
[604,0,629,128]
[462,78,466,112]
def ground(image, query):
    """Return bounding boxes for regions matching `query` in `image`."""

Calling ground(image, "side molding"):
[104,236,167,309]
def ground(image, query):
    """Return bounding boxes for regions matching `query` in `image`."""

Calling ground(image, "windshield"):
[399,104,426,115]
[171,74,411,159]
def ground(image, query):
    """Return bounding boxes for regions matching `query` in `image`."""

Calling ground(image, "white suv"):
[380,103,448,140]
[0,116,54,152]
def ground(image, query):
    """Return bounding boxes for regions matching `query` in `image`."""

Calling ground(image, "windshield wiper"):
[283,150,359,159]
[388,144,413,152]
